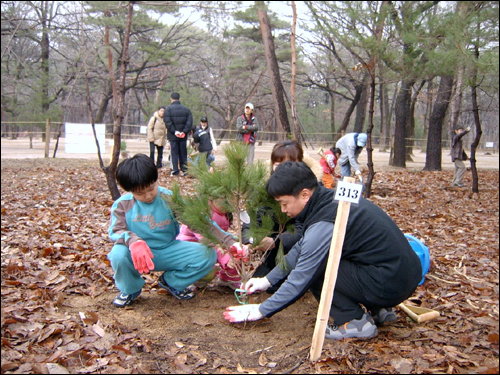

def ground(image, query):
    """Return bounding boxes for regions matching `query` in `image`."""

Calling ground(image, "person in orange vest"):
[319,147,342,189]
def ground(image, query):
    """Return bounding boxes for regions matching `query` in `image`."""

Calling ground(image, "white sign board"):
[486,142,494,148]
[65,123,105,154]
[140,126,147,134]
[334,180,363,204]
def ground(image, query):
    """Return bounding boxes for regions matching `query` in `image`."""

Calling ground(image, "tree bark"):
[469,26,483,196]
[391,80,414,167]
[257,2,291,135]
[353,74,370,133]
[338,82,363,137]
[423,75,453,171]
[290,2,301,143]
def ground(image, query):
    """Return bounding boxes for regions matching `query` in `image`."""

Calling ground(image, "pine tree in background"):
[165,142,289,283]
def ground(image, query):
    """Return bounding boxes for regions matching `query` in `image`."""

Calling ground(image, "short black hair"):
[116,154,158,192]
[158,106,166,111]
[266,161,318,198]
[171,92,180,100]
[330,147,341,155]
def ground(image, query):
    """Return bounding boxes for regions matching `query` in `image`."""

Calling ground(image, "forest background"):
[1,1,498,164]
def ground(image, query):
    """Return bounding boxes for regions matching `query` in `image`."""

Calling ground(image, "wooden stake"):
[309,177,355,362]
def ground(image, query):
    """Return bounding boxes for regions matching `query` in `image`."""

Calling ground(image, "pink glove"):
[229,242,249,261]
[223,304,263,323]
[129,240,155,274]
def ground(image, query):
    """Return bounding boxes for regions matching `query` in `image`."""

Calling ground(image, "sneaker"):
[372,307,398,326]
[325,313,378,340]
[158,273,195,300]
[170,171,179,177]
[181,171,189,177]
[113,290,141,308]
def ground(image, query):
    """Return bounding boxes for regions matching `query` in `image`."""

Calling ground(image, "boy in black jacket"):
[224,161,422,340]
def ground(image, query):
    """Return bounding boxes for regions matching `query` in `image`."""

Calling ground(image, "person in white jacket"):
[147,106,167,168]
[335,133,367,178]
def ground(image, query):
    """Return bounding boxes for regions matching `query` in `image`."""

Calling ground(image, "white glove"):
[244,277,271,294]
[355,170,362,176]
[223,304,263,323]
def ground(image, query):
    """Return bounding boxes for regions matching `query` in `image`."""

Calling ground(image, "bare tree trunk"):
[379,82,387,151]
[423,75,453,171]
[469,29,482,197]
[391,80,414,167]
[257,2,291,135]
[421,79,434,152]
[449,66,464,146]
[353,74,370,133]
[338,83,363,137]
[329,92,336,142]
[406,80,426,161]
[290,2,301,143]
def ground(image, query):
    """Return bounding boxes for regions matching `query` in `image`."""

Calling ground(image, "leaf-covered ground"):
[1,158,498,374]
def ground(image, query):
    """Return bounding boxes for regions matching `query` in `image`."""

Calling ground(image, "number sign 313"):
[334,181,362,204]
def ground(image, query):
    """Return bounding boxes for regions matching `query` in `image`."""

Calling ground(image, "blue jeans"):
[341,162,352,177]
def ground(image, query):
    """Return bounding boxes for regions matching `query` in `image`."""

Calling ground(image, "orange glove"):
[130,240,155,274]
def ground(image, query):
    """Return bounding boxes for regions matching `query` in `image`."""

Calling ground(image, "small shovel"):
[398,303,440,323]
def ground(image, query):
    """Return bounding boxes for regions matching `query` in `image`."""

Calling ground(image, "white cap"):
[245,103,254,110]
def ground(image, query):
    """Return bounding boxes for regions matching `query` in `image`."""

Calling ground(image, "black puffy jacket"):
[164,101,193,141]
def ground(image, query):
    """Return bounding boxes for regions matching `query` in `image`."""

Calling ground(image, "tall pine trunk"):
[423,75,453,171]
[257,3,291,135]
[391,80,414,167]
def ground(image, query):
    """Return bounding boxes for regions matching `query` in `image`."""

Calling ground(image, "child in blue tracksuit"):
[108,154,217,307]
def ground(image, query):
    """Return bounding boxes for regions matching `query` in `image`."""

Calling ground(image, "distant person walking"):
[165,92,193,176]
[451,126,471,187]
[147,106,167,169]
[236,103,259,165]
[336,133,367,178]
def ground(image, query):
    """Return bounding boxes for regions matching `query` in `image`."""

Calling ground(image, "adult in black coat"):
[164,92,193,176]
[225,161,422,341]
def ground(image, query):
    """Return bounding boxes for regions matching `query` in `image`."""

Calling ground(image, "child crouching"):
[107,154,217,307]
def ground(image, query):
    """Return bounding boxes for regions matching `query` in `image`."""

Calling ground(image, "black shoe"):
[158,273,195,300]
[113,290,141,308]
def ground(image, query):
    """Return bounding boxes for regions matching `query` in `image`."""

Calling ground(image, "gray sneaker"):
[325,313,378,340]
[372,307,398,326]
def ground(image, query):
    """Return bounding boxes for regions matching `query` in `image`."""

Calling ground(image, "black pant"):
[170,139,188,174]
[149,142,164,168]
[308,259,418,325]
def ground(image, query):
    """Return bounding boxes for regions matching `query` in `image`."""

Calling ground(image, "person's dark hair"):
[158,106,166,111]
[116,154,158,192]
[270,140,304,167]
[266,161,317,198]
[330,147,341,156]
[171,92,180,100]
